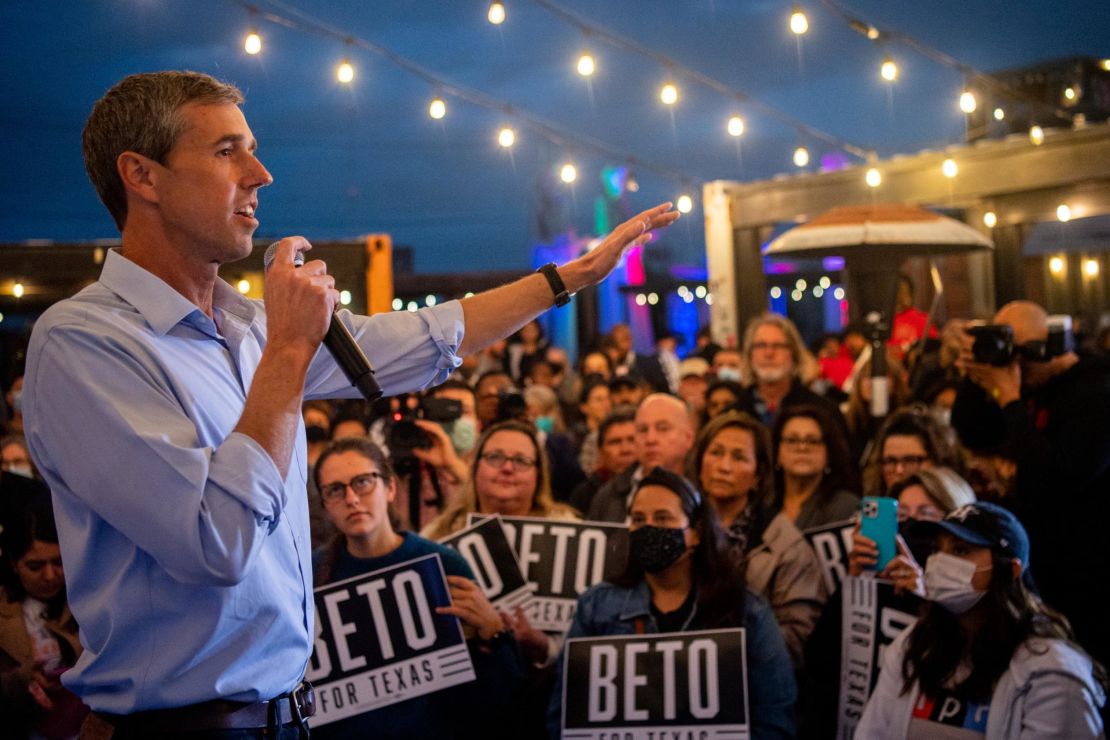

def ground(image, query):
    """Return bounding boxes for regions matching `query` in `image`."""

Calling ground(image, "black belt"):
[99,682,315,733]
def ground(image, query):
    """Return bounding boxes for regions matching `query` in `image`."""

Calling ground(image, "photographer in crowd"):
[952,300,1110,676]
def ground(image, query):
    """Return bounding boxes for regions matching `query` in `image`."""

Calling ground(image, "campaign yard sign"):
[562,629,750,740]
[467,515,628,632]
[304,554,476,726]
[440,515,533,611]
[837,575,920,738]
[802,519,856,595]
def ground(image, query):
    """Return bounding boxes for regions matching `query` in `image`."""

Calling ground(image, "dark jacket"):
[732,379,848,434]
[584,465,638,523]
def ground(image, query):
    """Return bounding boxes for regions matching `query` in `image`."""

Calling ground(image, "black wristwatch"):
[537,262,572,307]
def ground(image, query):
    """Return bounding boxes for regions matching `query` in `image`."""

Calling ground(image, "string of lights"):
[231,0,703,207]
[527,0,876,161]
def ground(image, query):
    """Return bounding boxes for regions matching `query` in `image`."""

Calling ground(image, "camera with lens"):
[388,394,462,464]
[967,323,1015,367]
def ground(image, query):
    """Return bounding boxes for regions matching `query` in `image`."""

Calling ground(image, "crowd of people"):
[4,295,1109,737]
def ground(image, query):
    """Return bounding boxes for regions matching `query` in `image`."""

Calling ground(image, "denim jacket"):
[546,580,797,739]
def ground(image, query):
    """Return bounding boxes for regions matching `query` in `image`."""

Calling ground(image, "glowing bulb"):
[497,127,515,148]
[942,158,958,179]
[487,2,505,24]
[682,293,694,304]
[392,298,403,311]
[793,147,810,167]
[635,293,647,306]
[795,279,807,291]
[336,60,354,84]
[676,195,693,214]
[834,287,845,300]
[865,168,882,188]
[983,211,997,228]
[770,286,782,299]
[340,290,352,306]
[244,30,262,55]
[560,163,577,183]
[1056,204,1071,222]
[789,8,809,35]
[959,90,977,113]
[727,116,745,137]
[993,107,1005,121]
[880,57,898,82]
[677,285,689,297]
[695,286,707,299]
[429,98,446,119]
[647,293,659,305]
[0,312,4,323]
[577,54,595,77]
[660,83,678,105]
[425,295,437,307]
[1102,59,1110,72]
[407,301,418,312]
[1063,87,1076,101]
[705,293,713,305]
[13,282,24,298]
[813,286,824,298]
[866,26,880,40]
[1049,257,1065,275]
[819,276,831,289]
[236,279,250,294]
[791,289,803,302]
[1084,259,1099,277]
[1029,125,1045,146]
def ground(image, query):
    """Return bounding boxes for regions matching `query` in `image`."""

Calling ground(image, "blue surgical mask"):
[10,389,22,414]
[534,415,554,434]
[447,417,477,454]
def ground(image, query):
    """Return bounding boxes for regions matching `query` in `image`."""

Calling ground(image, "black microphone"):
[263,242,383,402]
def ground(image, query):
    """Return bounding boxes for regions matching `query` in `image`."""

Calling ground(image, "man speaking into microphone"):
[22,70,678,738]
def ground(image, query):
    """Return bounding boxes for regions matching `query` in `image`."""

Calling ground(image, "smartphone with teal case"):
[860,496,898,571]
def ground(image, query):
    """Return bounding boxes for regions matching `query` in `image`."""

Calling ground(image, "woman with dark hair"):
[311,437,524,740]
[857,502,1106,737]
[546,468,796,739]
[570,375,612,475]
[861,403,963,497]
[504,319,548,384]
[772,404,859,530]
[1,497,87,738]
[690,411,826,670]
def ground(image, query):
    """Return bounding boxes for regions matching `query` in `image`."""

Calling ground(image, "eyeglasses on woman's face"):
[479,451,537,471]
[320,471,388,503]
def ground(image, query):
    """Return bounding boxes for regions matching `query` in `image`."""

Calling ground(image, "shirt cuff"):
[208,431,287,523]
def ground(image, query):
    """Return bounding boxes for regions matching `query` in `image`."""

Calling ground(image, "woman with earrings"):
[771,404,860,531]
[546,467,797,739]
[856,502,1106,738]
[690,410,826,671]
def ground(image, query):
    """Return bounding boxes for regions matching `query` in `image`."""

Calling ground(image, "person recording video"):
[21,70,678,737]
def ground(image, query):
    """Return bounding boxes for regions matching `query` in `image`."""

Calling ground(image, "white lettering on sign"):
[548,525,574,593]
[324,590,367,671]
[394,570,436,652]
[623,642,649,721]
[517,523,544,581]
[575,529,607,595]
[356,579,395,659]
[655,639,683,720]
[589,645,619,721]
[937,696,962,723]
[456,532,504,598]
[688,639,719,719]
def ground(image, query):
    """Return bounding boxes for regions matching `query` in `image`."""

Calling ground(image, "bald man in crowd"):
[952,299,1110,681]
[586,394,695,522]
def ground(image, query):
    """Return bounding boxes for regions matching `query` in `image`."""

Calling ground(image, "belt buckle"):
[291,682,316,721]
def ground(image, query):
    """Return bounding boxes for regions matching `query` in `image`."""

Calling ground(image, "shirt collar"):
[99,249,256,336]
[617,580,653,621]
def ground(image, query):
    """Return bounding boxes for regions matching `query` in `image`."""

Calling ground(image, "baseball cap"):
[930,501,1030,569]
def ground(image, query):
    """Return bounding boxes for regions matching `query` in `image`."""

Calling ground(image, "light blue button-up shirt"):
[23,249,464,713]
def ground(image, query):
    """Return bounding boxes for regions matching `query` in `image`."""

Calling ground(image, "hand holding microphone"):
[264,239,383,401]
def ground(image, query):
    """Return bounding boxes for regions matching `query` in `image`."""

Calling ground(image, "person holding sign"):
[311,437,524,739]
[690,411,826,671]
[856,502,1106,738]
[547,468,796,739]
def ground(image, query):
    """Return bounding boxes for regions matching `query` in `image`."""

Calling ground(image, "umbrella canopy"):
[764,203,993,258]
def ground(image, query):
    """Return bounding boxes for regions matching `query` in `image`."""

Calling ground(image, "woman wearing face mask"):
[546,468,797,739]
[691,411,827,671]
[856,502,1107,738]
[1,496,88,739]
[2,435,36,480]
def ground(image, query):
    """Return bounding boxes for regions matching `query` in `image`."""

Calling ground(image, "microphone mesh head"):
[263,242,305,270]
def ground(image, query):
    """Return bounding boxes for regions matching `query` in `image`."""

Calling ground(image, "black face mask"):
[629,525,689,573]
[305,425,330,443]
[899,518,936,566]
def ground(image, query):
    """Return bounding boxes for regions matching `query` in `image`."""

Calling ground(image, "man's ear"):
[116,151,162,206]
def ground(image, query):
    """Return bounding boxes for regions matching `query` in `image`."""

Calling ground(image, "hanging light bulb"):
[577,53,595,77]
[983,211,997,228]
[660,83,679,106]
[1057,204,1072,222]
[236,279,251,294]
[793,146,810,167]
[676,195,693,214]
[340,291,352,306]
[336,59,355,84]
[487,2,506,25]
[1029,125,1045,146]
[789,6,809,35]
[497,127,515,148]
[865,168,882,188]
[880,56,898,82]
[727,115,745,137]
[866,26,880,40]
[1048,256,1064,275]
[13,282,25,299]
[560,163,577,183]
[942,158,958,178]
[1063,86,1077,102]
[993,107,1005,121]
[244,29,262,55]
[959,90,977,113]
[429,97,447,119]
[1083,259,1099,277]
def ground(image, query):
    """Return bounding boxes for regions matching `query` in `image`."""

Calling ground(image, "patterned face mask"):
[629,525,689,573]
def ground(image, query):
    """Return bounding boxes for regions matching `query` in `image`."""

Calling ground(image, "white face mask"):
[925,551,991,614]
[716,366,742,383]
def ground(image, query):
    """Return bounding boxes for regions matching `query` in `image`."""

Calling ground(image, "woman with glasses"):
[690,410,826,671]
[546,468,797,739]
[311,437,524,740]
[771,404,860,531]
[861,404,963,498]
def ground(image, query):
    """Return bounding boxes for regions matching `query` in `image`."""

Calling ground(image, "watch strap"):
[537,262,571,307]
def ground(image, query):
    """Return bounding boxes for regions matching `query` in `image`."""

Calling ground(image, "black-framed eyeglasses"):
[782,435,824,448]
[320,472,387,503]
[479,451,537,471]
[880,455,929,470]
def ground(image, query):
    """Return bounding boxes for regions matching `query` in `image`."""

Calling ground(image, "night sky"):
[1,0,1106,272]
